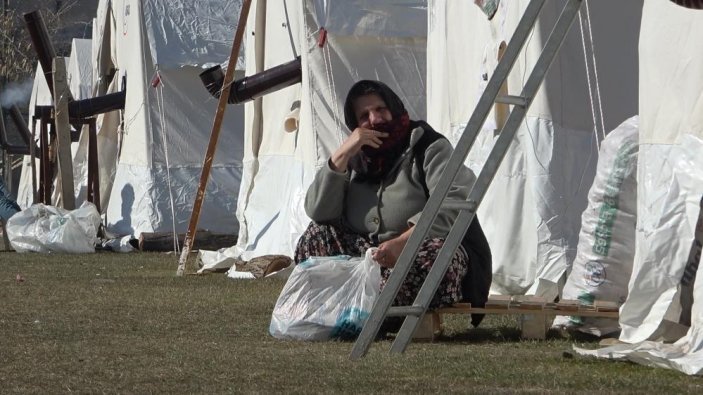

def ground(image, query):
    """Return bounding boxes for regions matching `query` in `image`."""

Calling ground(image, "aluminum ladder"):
[350,0,584,360]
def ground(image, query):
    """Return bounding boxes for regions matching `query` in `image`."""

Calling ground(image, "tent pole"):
[251,0,266,157]
[176,0,253,276]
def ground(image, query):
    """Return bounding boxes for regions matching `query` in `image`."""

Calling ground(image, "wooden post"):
[52,57,75,210]
[39,115,51,204]
[176,0,253,276]
[495,41,509,133]
[87,119,100,212]
[30,119,38,204]
[1,219,11,251]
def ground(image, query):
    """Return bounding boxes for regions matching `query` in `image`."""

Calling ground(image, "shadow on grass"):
[383,317,604,345]
[435,325,522,343]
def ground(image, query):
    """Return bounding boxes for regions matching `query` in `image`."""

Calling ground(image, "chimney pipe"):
[200,56,302,104]
[68,91,127,119]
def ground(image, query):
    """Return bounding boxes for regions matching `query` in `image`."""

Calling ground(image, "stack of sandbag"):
[553,116,639,336]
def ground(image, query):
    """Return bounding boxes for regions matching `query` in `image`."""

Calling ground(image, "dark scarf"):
[343,80,412,183]
[353,112,412,182]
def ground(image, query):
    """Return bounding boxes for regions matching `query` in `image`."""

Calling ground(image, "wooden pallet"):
[412,296,619,341]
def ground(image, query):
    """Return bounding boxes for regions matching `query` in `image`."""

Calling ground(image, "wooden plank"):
[595,300,620,313]
[1,220,11,251]
[520,314,549,340]
[87,120,100,212]
[555,299,580,312]
[435,303,618,319]
[435,303,472,314]
[412,312,442,342]
[494,40,510,132]
[512,295,547,310]
[485,295,512,309]
[139,231,237,252]
[52,57,75,210]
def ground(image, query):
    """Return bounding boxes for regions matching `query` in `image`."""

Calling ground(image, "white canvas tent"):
[19,0,245,238]
[577,0,703,375]
[97,0,246,237]
[425,0,641,298]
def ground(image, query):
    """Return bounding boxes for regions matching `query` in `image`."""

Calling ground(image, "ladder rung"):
[495,95,528,107]
[387,306,425,317]
[441,199,477,212]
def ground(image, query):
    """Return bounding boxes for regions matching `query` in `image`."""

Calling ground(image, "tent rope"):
[577,1,605,149]
[583,0,606,141]
[319,28,345,146]
[153,69,181,254]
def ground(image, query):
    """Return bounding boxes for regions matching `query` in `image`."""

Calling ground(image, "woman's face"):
[353,94,392,129]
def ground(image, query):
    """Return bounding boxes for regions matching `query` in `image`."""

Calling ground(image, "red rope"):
[318,27,328,48]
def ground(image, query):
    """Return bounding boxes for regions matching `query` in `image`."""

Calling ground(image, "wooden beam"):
[436,300,619,319]
[52,57,75,210]
[139,231,236,252]
[87,119,100,212]
[176,0,253,276]
[1,220,11,251]
[494,41,509,133]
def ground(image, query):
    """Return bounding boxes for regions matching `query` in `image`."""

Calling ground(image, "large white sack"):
[554,116,639,336]
[6,202,101,253]
[574,154,703,374]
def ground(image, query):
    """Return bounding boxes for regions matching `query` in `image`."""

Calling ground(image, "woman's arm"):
[408,138,476,237]
[304,161,349,223]
[306,127,389,222]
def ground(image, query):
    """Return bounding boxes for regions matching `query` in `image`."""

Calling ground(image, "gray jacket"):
[305,124,477,243]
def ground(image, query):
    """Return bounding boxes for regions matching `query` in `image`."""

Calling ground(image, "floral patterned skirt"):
[294,222,468,309]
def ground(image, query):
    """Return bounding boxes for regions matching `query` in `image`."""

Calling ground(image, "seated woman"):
[295,80,490,312]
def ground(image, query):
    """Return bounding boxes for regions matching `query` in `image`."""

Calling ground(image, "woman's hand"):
[330,128,388,171]
[372,227,414,268]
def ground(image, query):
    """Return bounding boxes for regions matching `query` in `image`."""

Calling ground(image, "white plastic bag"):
[553,117,639,336]
[269,248,382,341]
[6,202,101,253]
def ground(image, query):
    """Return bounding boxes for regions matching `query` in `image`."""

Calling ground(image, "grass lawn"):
[1,251,701,393]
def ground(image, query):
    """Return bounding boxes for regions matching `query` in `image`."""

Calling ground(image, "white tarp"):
[311,0,427,38]
[618,0,703,344]
[143,0,245,69]
[228,0,428,263]
[426,0,641,298]
[577,136,703,374]
[578,0,703,375]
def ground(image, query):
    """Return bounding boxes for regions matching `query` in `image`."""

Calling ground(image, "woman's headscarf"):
[343,80,412,181]
[344,80,406,130]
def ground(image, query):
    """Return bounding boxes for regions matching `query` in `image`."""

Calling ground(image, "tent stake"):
[176,0,253,276]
